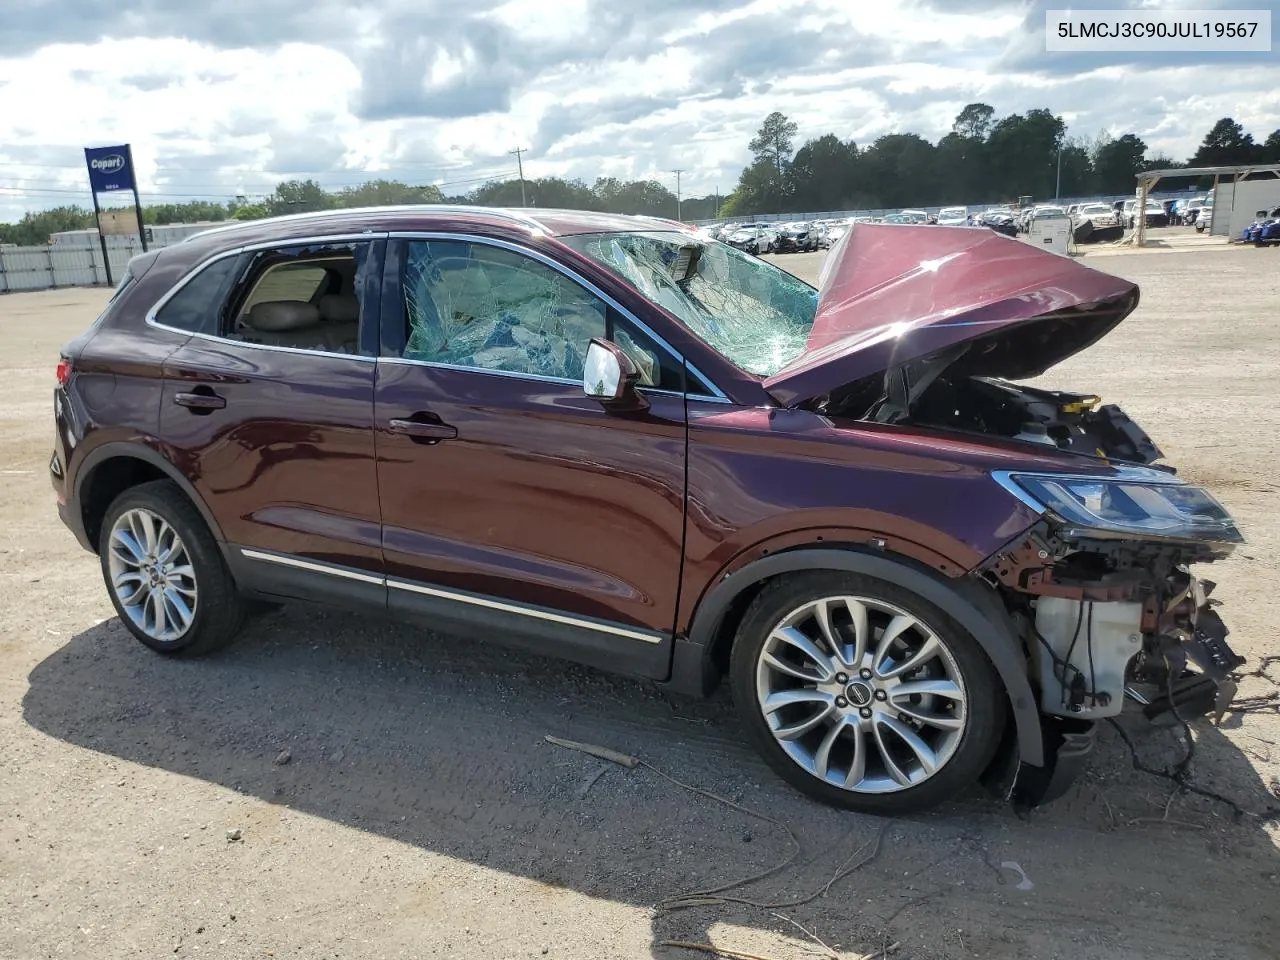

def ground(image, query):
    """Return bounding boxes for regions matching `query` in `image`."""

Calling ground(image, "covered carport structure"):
[1135,162,1280,246]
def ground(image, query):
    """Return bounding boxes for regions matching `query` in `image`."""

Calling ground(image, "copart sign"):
[84,145,136,193]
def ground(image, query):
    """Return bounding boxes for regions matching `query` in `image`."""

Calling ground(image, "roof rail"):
[182,204,550,243]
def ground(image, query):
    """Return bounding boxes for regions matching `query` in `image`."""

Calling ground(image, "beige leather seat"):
[243,299,358,353]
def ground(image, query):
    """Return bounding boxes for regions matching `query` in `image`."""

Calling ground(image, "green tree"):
[859,134,938,208]
[750,111,799,179]
[952,103,995,140]
[986,109,1066,199]
[143,200,229,224]
[333,179,444,208]
[1259,129,1280,163]
[934,132,986,203]
[721,160,784,215]
[1189,118,1255,166]
[1055,138,1095,197]
[0,205,95,245]
[745,112,799,212]
[231,203,270,221]
[1093,133,1147,194]
[591,177,677,216]
[266,179,334,215]
[787,134,859,211]
[468,176,596,209]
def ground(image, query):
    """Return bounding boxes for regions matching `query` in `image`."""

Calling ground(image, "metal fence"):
[1,222,236,295]
[0,239,142,294]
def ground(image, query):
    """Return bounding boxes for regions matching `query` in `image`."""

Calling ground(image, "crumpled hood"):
[762,223,1139,407]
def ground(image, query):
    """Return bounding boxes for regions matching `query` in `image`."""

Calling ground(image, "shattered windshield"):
[561,231,818,376]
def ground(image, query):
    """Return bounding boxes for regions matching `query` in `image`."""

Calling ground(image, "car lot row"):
[700,193,1222,251]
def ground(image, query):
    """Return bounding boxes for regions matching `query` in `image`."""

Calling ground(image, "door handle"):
[388,416,457,443]
[173,391,226,411]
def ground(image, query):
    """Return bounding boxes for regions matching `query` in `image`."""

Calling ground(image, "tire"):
[729,571,1005,814]
[99,479,249,656]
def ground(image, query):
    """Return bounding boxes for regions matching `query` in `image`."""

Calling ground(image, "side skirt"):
[225,545,672,681]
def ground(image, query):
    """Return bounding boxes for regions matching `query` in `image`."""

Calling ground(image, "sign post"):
[83,144,146,286]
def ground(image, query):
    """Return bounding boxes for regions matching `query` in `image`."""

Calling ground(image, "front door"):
[374,236,689,679]
[157,237,385,606]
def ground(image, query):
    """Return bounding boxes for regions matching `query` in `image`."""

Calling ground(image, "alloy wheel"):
[107,507,198,642]
[755,595,968,794]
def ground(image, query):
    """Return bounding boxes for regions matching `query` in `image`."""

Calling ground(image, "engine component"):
[1031,597,1143,718]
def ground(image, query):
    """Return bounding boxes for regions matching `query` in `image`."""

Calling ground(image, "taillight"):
[55,358,72,386]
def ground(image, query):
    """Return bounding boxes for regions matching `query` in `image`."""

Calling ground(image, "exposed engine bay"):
[818,364,1164,467]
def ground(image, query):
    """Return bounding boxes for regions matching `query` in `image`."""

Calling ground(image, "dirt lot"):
[1,245,1278,960]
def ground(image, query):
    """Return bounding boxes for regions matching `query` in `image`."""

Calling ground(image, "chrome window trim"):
[388,231,729,400]
[386,578,665,644]
[143,233,387,363]
[238,547,664,644]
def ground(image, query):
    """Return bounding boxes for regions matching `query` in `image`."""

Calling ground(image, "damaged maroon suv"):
[52,207,1245,814]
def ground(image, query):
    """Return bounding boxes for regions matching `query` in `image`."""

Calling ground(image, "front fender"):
[669,546,1044,768]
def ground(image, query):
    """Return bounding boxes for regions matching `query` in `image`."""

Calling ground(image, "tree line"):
[4,106,1279,245]
[720,106,1280,216]
[0,175,718,246]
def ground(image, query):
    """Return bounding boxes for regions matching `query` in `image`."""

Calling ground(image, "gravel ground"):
[1,241,1277,960]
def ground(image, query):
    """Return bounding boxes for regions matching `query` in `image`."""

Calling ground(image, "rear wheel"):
[99,480,249,656]
[730,571,1005,814]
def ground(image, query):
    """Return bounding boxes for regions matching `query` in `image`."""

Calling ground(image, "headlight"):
[994,470,1243,544]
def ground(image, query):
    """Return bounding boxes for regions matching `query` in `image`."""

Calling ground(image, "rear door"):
[155,236,387,607]
[372,234,694,678]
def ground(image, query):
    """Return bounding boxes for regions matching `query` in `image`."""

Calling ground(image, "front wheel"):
[730,571,1005,814]
[99,480,249,656]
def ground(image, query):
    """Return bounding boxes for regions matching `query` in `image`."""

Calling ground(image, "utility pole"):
[671,168,683,221]
[714,186,720,219]
[1055,145,1062,200]
[509,147,528,206]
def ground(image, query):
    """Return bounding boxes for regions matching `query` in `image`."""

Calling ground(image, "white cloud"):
[1,0,1278,222]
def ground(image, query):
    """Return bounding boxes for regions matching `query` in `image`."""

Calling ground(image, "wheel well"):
[705,574,779,688]
[81,457,168,550]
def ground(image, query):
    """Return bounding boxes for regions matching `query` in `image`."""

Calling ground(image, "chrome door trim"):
[386,577,665,644]
[240,547,385,585]
[236,547,667,644]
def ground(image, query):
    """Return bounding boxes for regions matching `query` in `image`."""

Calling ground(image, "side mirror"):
[583,338,649,412]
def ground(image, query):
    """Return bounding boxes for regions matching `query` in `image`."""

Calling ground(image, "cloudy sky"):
[1,0,1278,222]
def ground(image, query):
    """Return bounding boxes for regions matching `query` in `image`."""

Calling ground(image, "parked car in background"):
[726,223,778,255]
[774,221,820,253]
[1126,199,1168,229]
[1020,205,1065,233]
[53,206,1247,817]
[976,209,1018,237]
[1196,200,1215,232]
[936,206,969,226]
[823,220,854,246]
[899,209,930,224]
[1071,202,1124,244]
